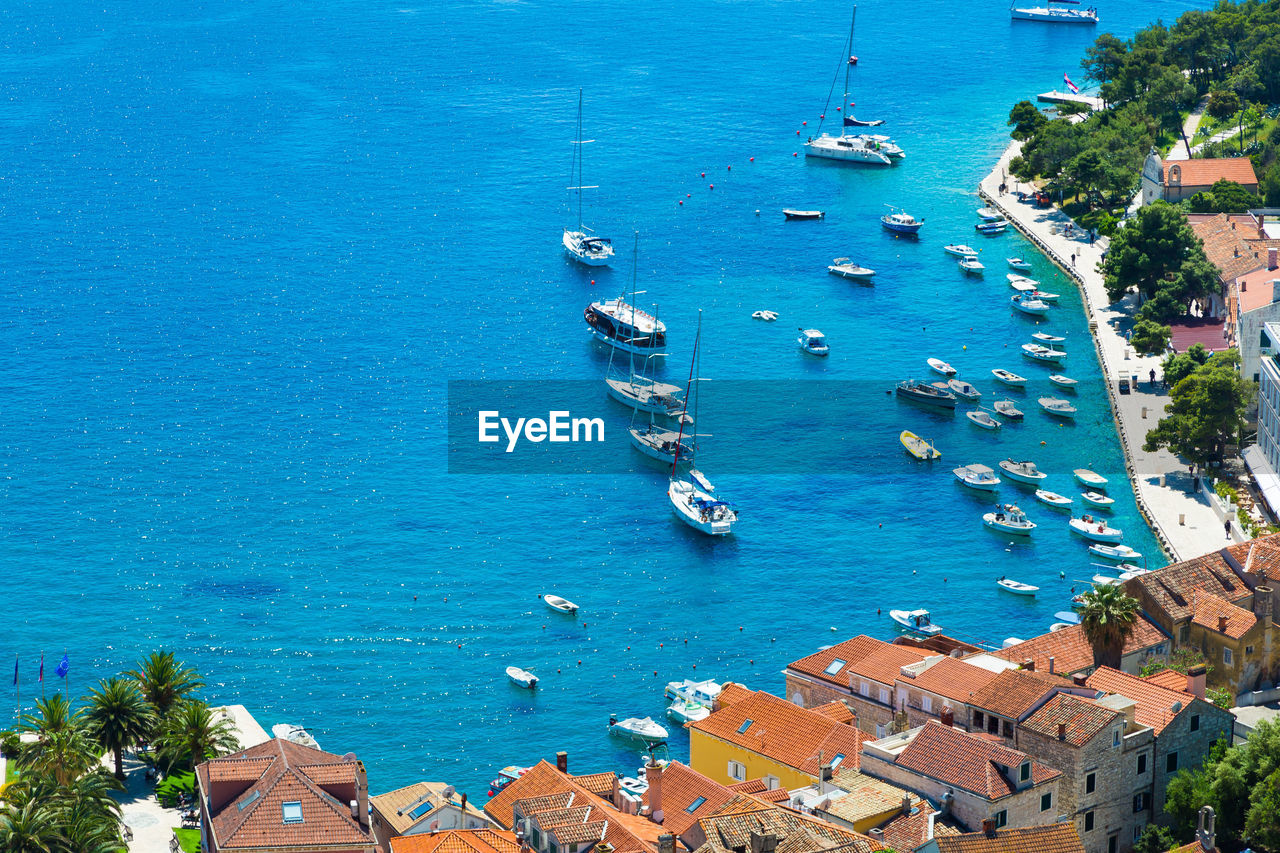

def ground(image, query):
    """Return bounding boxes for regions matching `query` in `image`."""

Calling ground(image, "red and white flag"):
[1064,74,1080,94]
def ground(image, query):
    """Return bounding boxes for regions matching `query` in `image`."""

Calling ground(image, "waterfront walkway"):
[979,141,1237,562]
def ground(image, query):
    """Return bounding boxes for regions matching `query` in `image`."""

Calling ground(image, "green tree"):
[1206,87,1241,123]
[83,677,155,780]
[1082,33,1129,90]
[127,651,204,728]
[0,801,62,853]
[1245,767,1280,851]
[16,697,98,788]
[1130,318,1171,355]
[1008,100,1048,140]
[1187,178,1260,213]
[1078,583,1140,669]
[1162,343,1212,386]
[1133,824,1176,853]
[154,700,238,774]
[1144,349,1254,465]
[1102,201,1201,302]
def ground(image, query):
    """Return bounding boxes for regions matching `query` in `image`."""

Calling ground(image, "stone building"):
[1140,150,1258,205]
[784,636,929,735]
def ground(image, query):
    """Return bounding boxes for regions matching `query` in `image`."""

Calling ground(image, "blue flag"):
[12,656,16,686]
[55,654,68,679]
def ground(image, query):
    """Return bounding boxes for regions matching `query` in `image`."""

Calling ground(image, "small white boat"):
[993,399,1024,419]
[1081,491,1115,508]
[948,378,981,400]
[976,220,1008,234]
[544,594,580,614]
[1092,574,1120,586]
[1000,459,1047,484]
[1012,294,1051,316]
[1074,468,1107,488]
[665,678,723,705]
[945,244,980,257]
[978,207,1004,222]
[1049,374,1078,388]
[617,776,649,802]
[1050,622,1074,632]
[1090,543,1142,562]
[955,463,1001,491]
[1032,332,1066,346]
[783,209,825,220]
[828,258,876,280]
[901,430,941,460]
[928,357,957,376]
[1009,278,1037,293]
[506,666,538,689]
[997,577,1039,595]
[1117,566,1152,580]
[798,328,830,356]
[959,256,985,274]
[1008,257,1033,270]
[1022,343,1066,363]
[1008,274,1039,287]
[992,368,1027,386]
[666,699,711,725]
[890,608,942,636]
[1070,514,1123,543]
[1039,397,1077,418]
[1054,610,1082,625]
[984,504,1035,534]
[609,715,669,743]
[1032,290,1060,303]
[967,409,1001,430]
[1035,489,1073,508]
[272,724,320,750]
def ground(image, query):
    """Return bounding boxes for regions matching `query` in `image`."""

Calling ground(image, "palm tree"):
[127,652,204,728]
[19,696,78,737]
[0,800,61,853]
[16,698,98,788]
[155,700,238,773]
[1080,582,1141,669]
[83,678,155,779]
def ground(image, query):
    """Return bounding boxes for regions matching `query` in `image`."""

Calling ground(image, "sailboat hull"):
[606,378,683,415]
[628,427,692,464]
[804,136,892,164]
[564,231,613,266]
[669,479,736,535]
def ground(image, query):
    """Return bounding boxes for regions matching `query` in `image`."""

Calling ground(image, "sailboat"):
[563,89,614,266]
[668,313,738,536]
[804,7,900,165]
[605,236,685,417]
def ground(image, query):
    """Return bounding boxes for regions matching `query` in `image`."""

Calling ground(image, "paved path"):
[980,142,1238,562]
[1167,96,1209,161]
[110,752,182,853]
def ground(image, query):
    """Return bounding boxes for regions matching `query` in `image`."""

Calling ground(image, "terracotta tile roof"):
[966,669,1067,719]
[688,689,869,777]
[1144,669,1192,692]
[898,657,1001,703]
[717,682,754,709]
[811,702,856,723]
[207,756,276,783]
[1171,841,1217,853]
[508,792,574,818]
[696,806,883,853]
[933,823,1086,853]
[1165,158,1259,190]
[818,773,912,825]
[550,821,608,845]
[787,636,926,691]
[641,763,741,838]
[892,722,1059,800]
[876,804,963,852]
[196,738,376,852]
[1124,547,1254,623]
[534,807,593,829]
[391,829,521,853]
[571,772,617,800]
[1229,534,1280,579]
[726,779,769,794]
[757,789,791,804]
[1085,666,1199,735]
[1191,589,1259,638]
[1191,214,1267,284]
[1021,694,1120,747]
[992,616,1169,675]
[371,782,490,837]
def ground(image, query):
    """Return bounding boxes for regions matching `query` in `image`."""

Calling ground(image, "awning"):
[1243,445,1280,520]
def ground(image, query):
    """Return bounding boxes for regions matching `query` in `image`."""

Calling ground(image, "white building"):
[1244,321,1280,520]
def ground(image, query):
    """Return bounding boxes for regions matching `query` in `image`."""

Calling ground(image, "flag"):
[1064,73,1080,94]
[12,656,16,686]
[55,654,69,679]
[39,654,43,682]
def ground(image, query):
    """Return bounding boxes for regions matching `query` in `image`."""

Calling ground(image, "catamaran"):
[804,7,898,165]
[563,90,614,266]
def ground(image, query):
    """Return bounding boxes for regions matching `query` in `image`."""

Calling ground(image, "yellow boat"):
[900,430,941,460]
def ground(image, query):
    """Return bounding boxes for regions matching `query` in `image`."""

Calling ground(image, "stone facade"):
[1149,703,1235,819]
[784,670,899,737]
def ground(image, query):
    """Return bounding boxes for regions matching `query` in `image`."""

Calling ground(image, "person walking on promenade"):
[1150,368,1156,386]
[1071,252,1077,267]
[1226,519,1233,539]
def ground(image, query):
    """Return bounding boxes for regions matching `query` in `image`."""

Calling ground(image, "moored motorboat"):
[954,463,1001,491]
[828,258,876,280]
[1117,566,1152,580]
[1022,343,1067,363]
[272,724,320,750]
[959,256,984,274]
[1069,514,1123,543]
[999,459,1047,484]
[1039,397,1077,418]
[665,677,723,704]
[992,368,1027,386]
[488,766,529,797]
[1081,490,1115,508]
[928,357,957,376]
[984,504,1035,534]
[544,594,579,614]
[1008,257,1033,270]
[968,409,1001,430]
[1032,331,1066,346]
[945,244,979,258]
[783,209,825,220]
[1090,543,1142,562]
[1091,574,1120,586]
[1011,294,1051,316]
[506,666,538,689]
[997,577,1039,595]
[1035,489,1074,508]
[882,207,924,233]
[895,379,958,408]
[585,297,666,354]
[993,399,1024,419]
[798,328,830,356]
[976,220,1008,234]
[890,609,942,636]
[1032,290,1060,303]
[609,715,669,743]
[977,208,1003,222]
[1049,374,1078,388]
[900,430,941,460]
[666,699,711,725]
[1074,468,1107,488]
[1008,274,1039,287]
[948,378,981,400]
[1009,278,1037,293]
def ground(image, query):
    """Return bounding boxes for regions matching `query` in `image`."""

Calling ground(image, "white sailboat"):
[605,237,685,417]
[804,7,896,165]
[563,89,614,266]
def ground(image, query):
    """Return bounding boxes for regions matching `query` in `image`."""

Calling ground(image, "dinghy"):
[1049,374,1078,388]
[506,666,538,689]
[1090,543,1142,562]
[945,244,980,257]
[1008,257,1033,270]
[992,368,1027,386]
[1035,489,1073,508]
[1074,468,1107,488]
[544,594,579,614]
[997,577,1039,595]
[1039,397,1077,419]
[968,409,1001,430]
[890,609,942,636]
[1022,343,1066,363]
[978,208,1003,221]
[1069,515,1123,543]
[900,430,941,460]
[783,209,825,220]
[984,504,1035,534]
[993,400,1024,419]
[1032,290,1060,303]
[928,357,957,376]
[1081,491,1115,508]
[666,699,711,725]
[1032,331,1066,345]
[948,378,981,400]
[1000,459,1047,483]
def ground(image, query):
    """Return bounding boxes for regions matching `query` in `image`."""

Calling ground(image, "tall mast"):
[842,7,856,137]
[671,311,700,475]
[577,89,584,232]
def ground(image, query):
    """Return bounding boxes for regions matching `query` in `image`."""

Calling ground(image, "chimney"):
[1058,723,1067,741]
[556,751,568,774]
[1197,806,1216,851]
[982,819,997,838]
[940,706,954,727]
[941,791,954,816]
[1186,664,1207,701]
[1072,674,1088,687]
[350,799,358,819]
[902,793,912,817]
[1023,658,1035,672]
[1048,656,1055,674]
[1218,615,1229,634]
[1270,247,1278,270]
[869,829,885,843]
[1255,584,1275,622]
[749,833,778,853]
[659,835,676,853]
[647,758,665,822]
[355,761,369,828]
[460,793,468,815]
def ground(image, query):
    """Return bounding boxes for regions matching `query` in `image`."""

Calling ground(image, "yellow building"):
[688,684,867,791]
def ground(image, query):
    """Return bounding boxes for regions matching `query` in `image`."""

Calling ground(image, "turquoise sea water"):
[0,0,1209,796]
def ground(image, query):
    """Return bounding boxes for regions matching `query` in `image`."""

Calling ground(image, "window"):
[1133,793,1150,813]
[408,799,434,820]
[1086,773,1096,794]
[922,695,933,713]
[737,719,754,734]
[1109,835,1118,853]
[238,791,261,812]
[1020,762,1031,782]
[1191,714,1200,732]
[1179,626,1190,643]
[1114,728,1121,747]
[1137,753,1148,775]
[1002,720,1013,738]
[830,753,845,770]
[764,775,780,790]
[879,687,890,704]
[1167,752,1179,773]
[728,760,746,781]
[1247,645,1255,655]
[974,711,985,729]
[1224,648,1234,666]
[686,797,707,813]
[994,811,1008,828]
[860,682,871,698]
[1085,811,1095,832]
[1041,792,1053,812]
[824,659,847,676]
[282,801,303,825]
[1135,826,1146,842]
